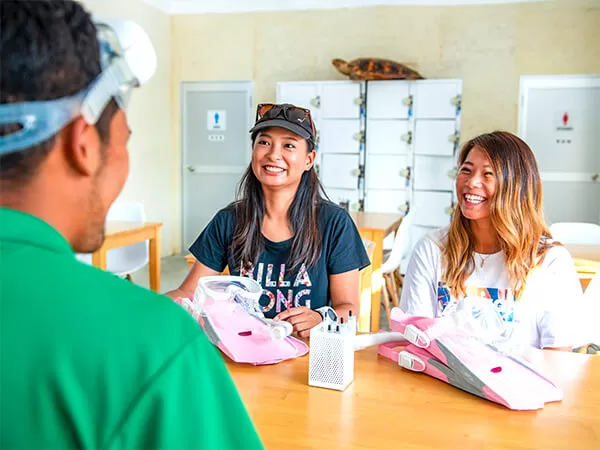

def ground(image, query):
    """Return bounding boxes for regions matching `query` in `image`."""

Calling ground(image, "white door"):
[365,190,410,214]
[519,75,600,224]
[412,191,454,227]
[413,80,462,119]
[413,155,456,191]
[181,81,253,251]
[366,154,410,190]
[276,82,321,125]
[319,120,361,154]
[413,121,457,156]
[321,82,362,119]
[321,154,360,190]
[366,120,411,155]
[366,81,411,119]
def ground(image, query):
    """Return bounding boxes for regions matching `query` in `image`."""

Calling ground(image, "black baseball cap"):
[249,103,316,146]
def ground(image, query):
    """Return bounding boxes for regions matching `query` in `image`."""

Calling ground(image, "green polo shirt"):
[0,208,262,449]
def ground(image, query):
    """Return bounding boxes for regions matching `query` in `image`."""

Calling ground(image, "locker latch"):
[353,131,365,143]
[448,132,460,144]
[358,199,365,212]
[592,173,600,182]
[447,167,458,179]
[353,94,366,107]
[401,131,412,145]
[399,201,410,214]
[450,95,462,108]
[402,95,414,109]
[315,130,321,144]
[444,205,455,216]
[358,164,365,178]
[310,96,321,108]
[399,166,411,180]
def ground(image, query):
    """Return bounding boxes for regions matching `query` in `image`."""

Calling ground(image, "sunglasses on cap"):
[254,103,316,140]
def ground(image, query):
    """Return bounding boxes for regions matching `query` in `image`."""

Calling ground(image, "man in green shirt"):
[0,1,262,448]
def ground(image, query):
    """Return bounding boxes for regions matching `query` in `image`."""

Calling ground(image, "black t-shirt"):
[189,201,370,318]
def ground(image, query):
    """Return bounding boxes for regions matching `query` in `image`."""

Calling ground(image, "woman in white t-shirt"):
[400,131,582,350]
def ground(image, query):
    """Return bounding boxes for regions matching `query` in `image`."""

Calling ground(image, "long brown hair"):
[231,132,326,273]
[442,131,556,300]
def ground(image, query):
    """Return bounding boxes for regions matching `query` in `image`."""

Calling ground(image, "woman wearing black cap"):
[167,103,370,338]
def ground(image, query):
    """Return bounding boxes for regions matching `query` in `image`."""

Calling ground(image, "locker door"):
[413,155,456,191]
[412,191,454,227]
[366,81,410,119]
[413,80,461,119]
[366,120,411,155]
[365,189,410,214]
[366,154,410,190]
[321,154,360,189]
[323,188,360,211]
[320,120,361,154]
[276,82,321,125]
[413,121,457,156]
[321,83,362,119]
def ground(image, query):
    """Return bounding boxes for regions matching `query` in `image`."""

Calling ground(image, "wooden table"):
[92,221,162,292]
[228,347,600,449]
[350,212,404,331]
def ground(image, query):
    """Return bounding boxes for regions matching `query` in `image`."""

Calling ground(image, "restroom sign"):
[555,111,573,131]
[555,111,574,145]
[207,110,227,131]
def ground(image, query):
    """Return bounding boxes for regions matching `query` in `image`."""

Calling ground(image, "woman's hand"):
[274,307,322,338]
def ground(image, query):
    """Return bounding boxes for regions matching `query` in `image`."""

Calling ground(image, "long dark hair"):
[231,136,326,273]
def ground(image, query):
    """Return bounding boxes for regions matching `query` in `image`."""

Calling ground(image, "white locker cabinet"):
[412,191,454,228]
[321,83,362,119]
[413,121,457,156]
[275,82,321,126]
[413,80,461,119]
[319,120,361,154]
[366,154,410,190]
[365,190,410,215]
[365,120,411,155]
[278,79,463,266]
[321,154,360,190]
[367,81,410,119]
[413,155,456,191]
[324,188,360,211]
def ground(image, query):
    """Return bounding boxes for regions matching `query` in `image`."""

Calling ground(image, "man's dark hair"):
[0,0,118,185]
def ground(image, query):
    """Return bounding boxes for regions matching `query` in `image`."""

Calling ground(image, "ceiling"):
[143,0,548,14]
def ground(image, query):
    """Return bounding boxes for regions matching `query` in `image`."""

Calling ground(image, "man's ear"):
[305,149,316,171]
[64,117,103,176]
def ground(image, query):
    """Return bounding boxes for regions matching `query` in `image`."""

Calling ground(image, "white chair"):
[549,222,600,245]
[381,212,413,325]
[77,202,149,279]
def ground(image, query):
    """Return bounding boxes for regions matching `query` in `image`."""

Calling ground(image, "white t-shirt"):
[399,228,583,349]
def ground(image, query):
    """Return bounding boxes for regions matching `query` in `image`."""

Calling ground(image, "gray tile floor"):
[132,255,391,330]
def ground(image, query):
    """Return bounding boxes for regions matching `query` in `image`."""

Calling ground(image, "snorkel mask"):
[0,19,157,155]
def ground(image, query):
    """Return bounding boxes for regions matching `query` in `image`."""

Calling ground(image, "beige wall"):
[81,0,173,257]
[170,0,600,253]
